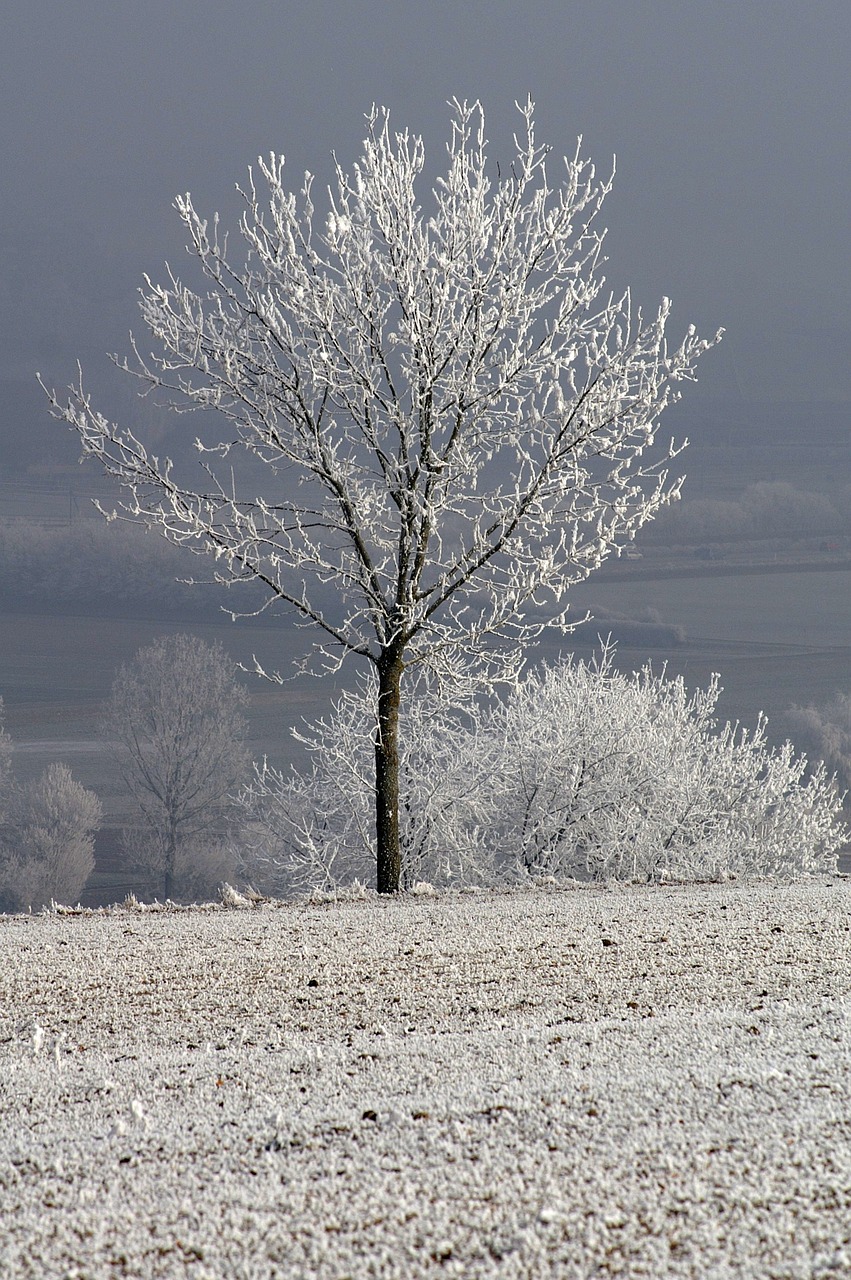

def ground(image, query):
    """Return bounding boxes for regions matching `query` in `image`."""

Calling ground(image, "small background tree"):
[103,634,250,900]
[0,758,101,913]
[46,99,720,891]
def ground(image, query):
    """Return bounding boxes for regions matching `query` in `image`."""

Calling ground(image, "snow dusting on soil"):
[2,880,851,1278]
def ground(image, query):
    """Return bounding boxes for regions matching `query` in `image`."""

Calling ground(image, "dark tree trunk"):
[163,822,177,901]
[375,648,404,894]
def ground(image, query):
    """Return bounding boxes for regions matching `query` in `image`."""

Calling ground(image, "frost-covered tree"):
[103,634,249,900]
[0,763,101,913]
[1,703,102,912]
[242,653,844,892]
[44,99,720,892]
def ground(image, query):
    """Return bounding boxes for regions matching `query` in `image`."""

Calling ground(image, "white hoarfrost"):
[1,880,850,1278]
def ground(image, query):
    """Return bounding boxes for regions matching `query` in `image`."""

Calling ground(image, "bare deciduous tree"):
[103,634,249,900]
[45,99,720,892]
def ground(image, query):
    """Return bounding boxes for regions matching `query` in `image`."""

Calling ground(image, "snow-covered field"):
[2,880,851,1278]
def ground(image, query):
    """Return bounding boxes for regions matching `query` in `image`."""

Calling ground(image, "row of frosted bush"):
[2,645,846,910]
[241,650,846,894]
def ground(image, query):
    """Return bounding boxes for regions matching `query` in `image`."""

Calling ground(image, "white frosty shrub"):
[241,652,845,891]
[488,654,844,881]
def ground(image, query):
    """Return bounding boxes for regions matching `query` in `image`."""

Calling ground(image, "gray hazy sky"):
[2,0,849,420]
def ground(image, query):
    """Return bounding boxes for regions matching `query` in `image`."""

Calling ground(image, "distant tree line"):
[0,519,198,610]
[0,515,689,649]
[584,606,686,648]
[2,481,848,622]
[646,481,851,545]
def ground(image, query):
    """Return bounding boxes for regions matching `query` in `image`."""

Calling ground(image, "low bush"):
[648,481,846,545]
[121,827,243,904]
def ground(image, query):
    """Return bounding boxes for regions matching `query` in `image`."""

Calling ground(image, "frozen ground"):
[1,879,851,1279]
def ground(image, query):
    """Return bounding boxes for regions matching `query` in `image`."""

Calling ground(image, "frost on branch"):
[44,99,721,891]
[241,652,845,893]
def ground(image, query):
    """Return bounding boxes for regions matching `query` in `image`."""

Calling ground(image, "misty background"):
[1,0,850,897]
